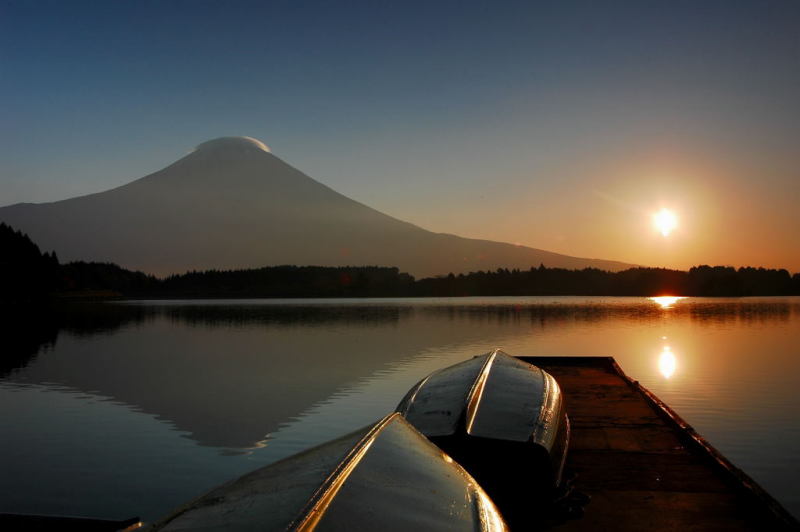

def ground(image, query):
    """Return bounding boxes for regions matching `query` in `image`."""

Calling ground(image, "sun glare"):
[653,208,678,237]
[649,296,685,309]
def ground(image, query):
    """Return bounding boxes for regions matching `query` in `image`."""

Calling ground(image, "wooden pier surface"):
[521,356,798,532]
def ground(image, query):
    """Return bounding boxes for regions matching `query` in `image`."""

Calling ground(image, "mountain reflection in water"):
[1,297,799,521]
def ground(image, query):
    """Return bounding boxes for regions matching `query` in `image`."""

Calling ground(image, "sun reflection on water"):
[649,296,686,309]
[659,345,677,379]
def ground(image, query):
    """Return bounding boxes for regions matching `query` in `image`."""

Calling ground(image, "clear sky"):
[2,0,798,270]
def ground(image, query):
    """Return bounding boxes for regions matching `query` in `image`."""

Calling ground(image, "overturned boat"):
[147,412,507,531]
[396,349,570,527]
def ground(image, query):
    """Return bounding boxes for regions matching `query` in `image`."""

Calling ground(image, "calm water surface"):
[2,296,799,521]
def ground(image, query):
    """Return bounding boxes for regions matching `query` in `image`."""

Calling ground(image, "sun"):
[653,208,678,237]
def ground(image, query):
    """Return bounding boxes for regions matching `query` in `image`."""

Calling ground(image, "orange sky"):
[365,144,799,272]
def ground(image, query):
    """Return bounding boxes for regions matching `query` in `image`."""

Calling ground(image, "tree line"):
[415,264,800,297]
[2,222,799,300]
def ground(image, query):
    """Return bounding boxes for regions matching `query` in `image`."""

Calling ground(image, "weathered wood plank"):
[520,356,798,531]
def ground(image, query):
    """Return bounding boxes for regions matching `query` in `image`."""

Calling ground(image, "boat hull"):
[147,413,508,531]
[397,350,570,526]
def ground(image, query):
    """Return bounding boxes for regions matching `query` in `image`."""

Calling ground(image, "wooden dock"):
[521,356,798,531]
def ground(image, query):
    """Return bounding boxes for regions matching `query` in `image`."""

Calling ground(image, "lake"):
[1,296,799,522]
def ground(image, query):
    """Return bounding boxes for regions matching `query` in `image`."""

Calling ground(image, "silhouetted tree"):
[0,223,61,301]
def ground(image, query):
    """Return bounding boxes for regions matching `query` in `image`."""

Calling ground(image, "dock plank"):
[520,356,798,531]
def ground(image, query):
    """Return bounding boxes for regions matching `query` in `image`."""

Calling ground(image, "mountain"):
[0,136,633,277]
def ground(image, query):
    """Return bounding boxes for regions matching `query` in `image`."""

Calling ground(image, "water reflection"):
[659,345,677,379]
[4,297,798,448]
[2,302,515,450]
[0,303,155,378]
[2,297,800,521]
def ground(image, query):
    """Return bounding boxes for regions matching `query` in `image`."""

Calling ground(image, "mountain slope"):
[0,137,633,277]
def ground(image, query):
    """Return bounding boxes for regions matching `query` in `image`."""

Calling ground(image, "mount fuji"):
[0,137,633,277]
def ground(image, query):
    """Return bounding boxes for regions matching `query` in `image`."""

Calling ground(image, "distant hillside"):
[2,223,798,298]
[0,136,633,277]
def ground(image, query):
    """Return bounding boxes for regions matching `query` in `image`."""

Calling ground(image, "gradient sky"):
[2,0,799,270]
